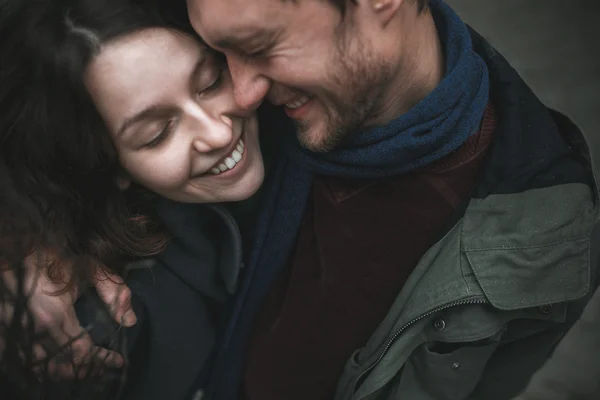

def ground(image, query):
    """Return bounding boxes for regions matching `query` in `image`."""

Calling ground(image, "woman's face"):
[85,28,264,204]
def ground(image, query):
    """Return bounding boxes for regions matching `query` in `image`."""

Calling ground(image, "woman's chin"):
[226,169,265,202]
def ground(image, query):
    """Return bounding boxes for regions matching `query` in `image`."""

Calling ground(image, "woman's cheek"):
[124,153,190,191]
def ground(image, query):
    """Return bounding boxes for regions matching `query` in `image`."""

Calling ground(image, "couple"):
[1,0,599,399]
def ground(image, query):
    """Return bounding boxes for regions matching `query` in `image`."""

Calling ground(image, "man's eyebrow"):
[117,53,208,137]
[214,29,273,51]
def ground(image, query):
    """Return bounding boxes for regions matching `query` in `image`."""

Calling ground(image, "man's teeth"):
[210,139,245,175]
[285,95,311,109]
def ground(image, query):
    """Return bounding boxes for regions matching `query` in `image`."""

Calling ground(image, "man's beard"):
[295,41,392,153]
[293,97,369,153]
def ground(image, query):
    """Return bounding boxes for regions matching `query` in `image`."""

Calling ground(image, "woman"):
[0,0,275,398]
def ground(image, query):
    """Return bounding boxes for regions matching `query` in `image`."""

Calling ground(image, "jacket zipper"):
[354,296,488,393]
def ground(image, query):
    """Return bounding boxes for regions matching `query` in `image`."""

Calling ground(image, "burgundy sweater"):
[242,104,497,400]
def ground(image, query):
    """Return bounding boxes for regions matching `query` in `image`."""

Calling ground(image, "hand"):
[0,251,137,379]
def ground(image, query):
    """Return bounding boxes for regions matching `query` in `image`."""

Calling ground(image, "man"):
[6,0,599,399]
[184,0,600,399]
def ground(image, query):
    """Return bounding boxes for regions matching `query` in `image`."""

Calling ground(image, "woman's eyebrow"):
[118,105,173,137]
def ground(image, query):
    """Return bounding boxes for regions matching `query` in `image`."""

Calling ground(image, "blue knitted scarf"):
[211,1,490,396]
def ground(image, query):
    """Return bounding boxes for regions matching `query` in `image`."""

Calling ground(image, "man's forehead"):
[189,0,282,26]
[188,0,287,49]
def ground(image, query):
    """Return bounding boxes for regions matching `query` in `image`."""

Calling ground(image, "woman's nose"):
[191,115,234,154]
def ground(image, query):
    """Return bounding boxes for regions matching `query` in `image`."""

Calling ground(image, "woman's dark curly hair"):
[0,0,196,397]
[0,0,198,279]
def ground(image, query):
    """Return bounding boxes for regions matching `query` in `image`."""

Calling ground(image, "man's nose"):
[227,55,271,112]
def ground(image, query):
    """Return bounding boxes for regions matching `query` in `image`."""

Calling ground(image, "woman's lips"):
[209,137,245,175]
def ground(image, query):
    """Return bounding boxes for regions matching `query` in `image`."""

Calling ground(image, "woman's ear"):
[115,174,131,190]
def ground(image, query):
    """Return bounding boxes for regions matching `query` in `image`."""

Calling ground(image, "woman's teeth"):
[210,139,245,175]
[285,95,311,109]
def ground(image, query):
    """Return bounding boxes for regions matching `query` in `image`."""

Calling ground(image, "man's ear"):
[368,0,405,26]
[116,174,131,191]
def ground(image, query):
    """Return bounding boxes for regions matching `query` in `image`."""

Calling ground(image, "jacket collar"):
[155,200,243,299]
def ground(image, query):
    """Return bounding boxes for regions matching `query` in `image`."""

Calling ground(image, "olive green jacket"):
[514,273,600,400]
[334,33,600,400]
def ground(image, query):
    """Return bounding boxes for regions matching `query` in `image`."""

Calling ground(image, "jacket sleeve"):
[512,285,600,400]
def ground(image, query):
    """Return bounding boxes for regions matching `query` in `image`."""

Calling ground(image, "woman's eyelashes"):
[145,119,176,148]
[198,69,223,96]
[141,71,224,150]
[141,56,228,149]
[197,58,227,97]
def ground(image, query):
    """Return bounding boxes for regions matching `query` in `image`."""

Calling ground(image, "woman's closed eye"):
[198,68,224,96]
[145,119,176,148]
[196,55,227,97]
[140,54,228,149]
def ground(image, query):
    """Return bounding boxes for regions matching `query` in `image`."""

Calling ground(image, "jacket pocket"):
[393,334,501,400]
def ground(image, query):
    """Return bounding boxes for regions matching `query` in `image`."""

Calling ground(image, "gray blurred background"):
[447,0,599,160]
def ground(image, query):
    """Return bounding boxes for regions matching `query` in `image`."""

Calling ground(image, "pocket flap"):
[465,238,590,310]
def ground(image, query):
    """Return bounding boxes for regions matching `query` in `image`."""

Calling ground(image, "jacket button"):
[433,318,447,332]
[538,305,553,314]
[451,362,461,370]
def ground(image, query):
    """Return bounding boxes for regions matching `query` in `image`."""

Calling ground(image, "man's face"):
[187,0,396,152]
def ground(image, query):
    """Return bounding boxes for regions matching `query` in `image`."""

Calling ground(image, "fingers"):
[45,343,125,380]
[57,328,124,368]
[40,307,125,379]
[36,342,125,380]
[1,253,130,382]
[1,302,125,381]
[93,269,136,327]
